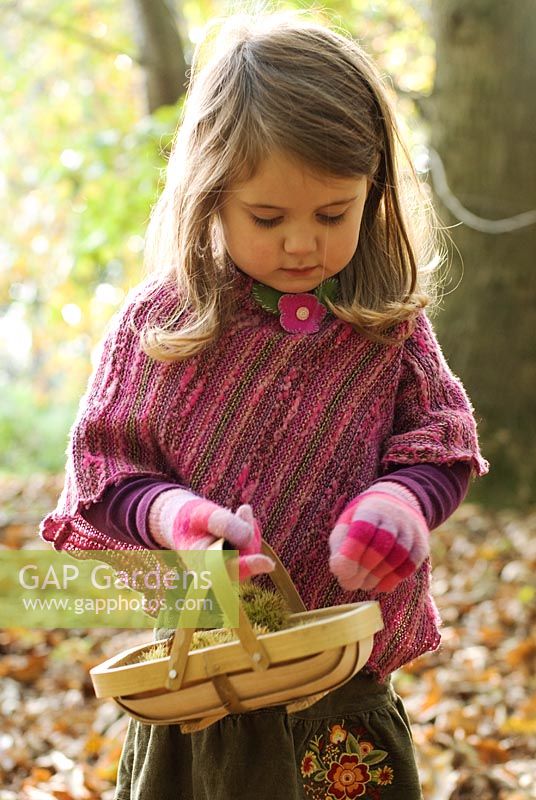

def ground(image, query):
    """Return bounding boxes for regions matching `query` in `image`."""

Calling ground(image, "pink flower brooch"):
[251,278,339,334]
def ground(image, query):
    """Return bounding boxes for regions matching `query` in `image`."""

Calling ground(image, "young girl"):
[41,10,488,799]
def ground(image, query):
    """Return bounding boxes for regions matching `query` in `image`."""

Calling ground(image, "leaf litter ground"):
[0,476,534,799]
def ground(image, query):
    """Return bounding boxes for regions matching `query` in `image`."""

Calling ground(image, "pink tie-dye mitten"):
[329,481,429,593]
[148,489,275,581]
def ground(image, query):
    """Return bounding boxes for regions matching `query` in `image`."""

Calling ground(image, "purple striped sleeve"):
[375,461,472,530]
[79,476,183,548]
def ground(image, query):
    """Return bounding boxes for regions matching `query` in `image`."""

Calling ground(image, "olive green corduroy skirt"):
[114,633,422,800]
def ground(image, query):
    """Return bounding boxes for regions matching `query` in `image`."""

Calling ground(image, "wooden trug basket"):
[90,539,383,733]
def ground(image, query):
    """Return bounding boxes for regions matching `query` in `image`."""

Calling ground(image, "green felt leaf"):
[315,277,339,305]
[251,283,281,314]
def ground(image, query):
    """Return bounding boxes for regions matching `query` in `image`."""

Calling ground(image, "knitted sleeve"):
[377,461,471,530]
[39,275,184,554]
[380,311,489,478]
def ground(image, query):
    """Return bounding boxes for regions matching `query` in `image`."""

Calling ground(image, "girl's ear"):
[212,214,227,257]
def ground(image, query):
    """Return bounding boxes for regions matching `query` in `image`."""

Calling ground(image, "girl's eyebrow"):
[241,196,358,211]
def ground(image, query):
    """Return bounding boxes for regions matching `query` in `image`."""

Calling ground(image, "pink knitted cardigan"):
[40,268,488,680]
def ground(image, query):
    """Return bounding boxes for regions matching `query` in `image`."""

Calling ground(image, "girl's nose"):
[283,231,317,256]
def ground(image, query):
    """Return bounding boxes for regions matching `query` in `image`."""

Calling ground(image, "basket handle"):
[260,539,307,614]
[166,538,306,690]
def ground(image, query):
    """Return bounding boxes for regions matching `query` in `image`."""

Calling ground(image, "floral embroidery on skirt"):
[301,720,394,799]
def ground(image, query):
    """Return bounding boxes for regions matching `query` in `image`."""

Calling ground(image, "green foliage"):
[0,378,78,474]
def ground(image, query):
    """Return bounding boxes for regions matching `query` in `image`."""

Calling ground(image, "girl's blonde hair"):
[141,9,443,361]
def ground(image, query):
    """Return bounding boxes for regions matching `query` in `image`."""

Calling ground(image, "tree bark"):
[429,0,536,507]
[126,0,188,114]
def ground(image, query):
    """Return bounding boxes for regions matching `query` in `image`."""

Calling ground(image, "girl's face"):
[218,150,370,293]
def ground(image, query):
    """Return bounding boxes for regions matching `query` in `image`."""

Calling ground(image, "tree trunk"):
[429,0,536,507]
[126,0,187,113]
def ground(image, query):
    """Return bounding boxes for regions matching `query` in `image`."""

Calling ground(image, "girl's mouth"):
[281,266,319,275]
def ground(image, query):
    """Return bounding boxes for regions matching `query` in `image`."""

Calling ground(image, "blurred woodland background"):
[0,1,535,798]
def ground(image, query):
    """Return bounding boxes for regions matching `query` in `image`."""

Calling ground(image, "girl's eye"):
[251,216,281,229]
[318,213,346,226]
[251,213,347,229]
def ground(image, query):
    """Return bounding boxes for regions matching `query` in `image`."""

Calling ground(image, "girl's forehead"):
[233,151,363,192]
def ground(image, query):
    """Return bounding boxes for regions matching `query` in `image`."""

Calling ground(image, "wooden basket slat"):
[91,601,382,698]
[118,647,346,721]
[113,639,369,725]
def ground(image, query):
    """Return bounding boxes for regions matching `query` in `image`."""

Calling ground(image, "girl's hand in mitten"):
[328,482,429,593]
[226,503,275,581]
[149,489,275,580]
